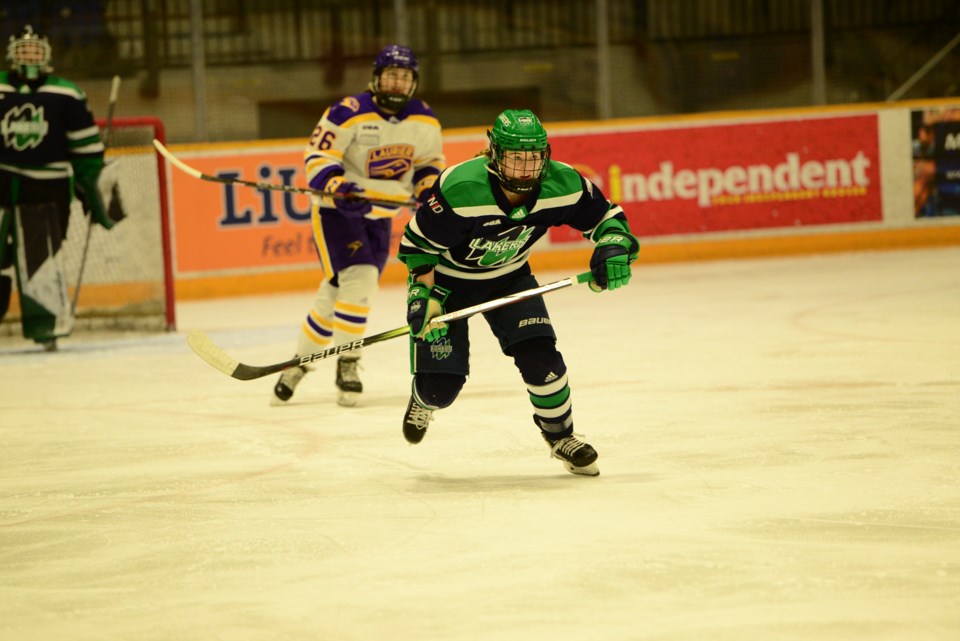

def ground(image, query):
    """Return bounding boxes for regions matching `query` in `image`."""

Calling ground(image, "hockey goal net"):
[2,115,176,337]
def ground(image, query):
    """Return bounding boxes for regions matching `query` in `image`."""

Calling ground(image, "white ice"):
[2,248,959,641]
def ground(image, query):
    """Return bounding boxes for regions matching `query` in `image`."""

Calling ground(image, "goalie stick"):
[152,139,418,208]
[188,271,595,381]
[71,74,122,318]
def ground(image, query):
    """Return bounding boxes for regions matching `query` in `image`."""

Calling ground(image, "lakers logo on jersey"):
[367,144,414,179]
[1,104,49,151]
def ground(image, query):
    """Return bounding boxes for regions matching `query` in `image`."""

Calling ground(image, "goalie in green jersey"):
[0,25,113,350]
[397,109,640,476]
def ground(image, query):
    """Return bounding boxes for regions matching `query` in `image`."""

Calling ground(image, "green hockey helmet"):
[487,109,551,193]
[7,25,52,80]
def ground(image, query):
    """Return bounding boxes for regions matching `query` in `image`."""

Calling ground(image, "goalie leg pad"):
[13,203,74,341]
[0,207,12,321]
[0,274,10,321]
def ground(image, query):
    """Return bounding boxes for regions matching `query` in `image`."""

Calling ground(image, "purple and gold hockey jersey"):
[303,92,445,218]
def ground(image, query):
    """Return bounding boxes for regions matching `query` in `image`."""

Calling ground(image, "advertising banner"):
[169,137,486,277]
[167,115,882,275]
[911,106,960,218]
[547,115,882,243]
[169,148,315,275]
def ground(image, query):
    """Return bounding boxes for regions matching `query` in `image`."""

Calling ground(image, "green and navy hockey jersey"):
[0,71,104,184]
[399,155,625,281]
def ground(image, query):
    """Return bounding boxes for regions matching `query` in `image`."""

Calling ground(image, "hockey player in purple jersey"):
[0,26,112,350]
[272,45,445,406]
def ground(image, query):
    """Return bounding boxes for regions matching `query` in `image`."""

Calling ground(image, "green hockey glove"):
[589,218,639,292]
[74,173,113,230]
[407,282,450,342]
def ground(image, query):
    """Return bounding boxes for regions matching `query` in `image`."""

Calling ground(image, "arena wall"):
[164,98,960,301]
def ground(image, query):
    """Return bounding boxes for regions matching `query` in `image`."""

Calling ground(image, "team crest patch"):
[429,337,453,360]
[466,226,535,267]
[2,104,49,151]
[367,144,414,179]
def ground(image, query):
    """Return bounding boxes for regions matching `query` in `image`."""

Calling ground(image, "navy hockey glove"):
[407,282,450,342]
[589,221,639,291]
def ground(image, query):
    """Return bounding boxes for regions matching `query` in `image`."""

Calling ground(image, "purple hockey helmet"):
[370,44,419,112]
[373,44,419,76]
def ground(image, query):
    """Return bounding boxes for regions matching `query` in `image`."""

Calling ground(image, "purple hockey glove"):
[332,180,373,218]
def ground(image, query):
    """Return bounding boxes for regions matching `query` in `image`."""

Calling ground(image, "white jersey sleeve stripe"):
[67,125,100,140]
[407,216,450,251]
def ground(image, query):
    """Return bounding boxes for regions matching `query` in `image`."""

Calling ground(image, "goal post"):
[75,115,176,331]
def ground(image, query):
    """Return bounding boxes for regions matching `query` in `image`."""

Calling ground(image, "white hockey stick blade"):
[153,139,204,179]
[187,329,241,376]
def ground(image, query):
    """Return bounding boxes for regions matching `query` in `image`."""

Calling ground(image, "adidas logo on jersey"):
[544,371,558,383]
[483,219,502,226]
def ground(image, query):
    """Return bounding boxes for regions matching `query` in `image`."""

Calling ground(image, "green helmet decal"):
[489,109,548,151]
[487,109,551,193]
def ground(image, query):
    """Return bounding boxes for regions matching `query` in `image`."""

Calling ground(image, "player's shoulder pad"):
[438,157,495,209]
[39,75,87,99]
[404,98,440,121]
[540,159,589,197]
[324,93,370,126]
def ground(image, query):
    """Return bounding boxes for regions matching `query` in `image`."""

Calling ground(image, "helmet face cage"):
[7,25,52,80]
[371,44,419,112]
[487,109,551,193]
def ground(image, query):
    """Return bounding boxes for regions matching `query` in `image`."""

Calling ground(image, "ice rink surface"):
[2,247,959,641]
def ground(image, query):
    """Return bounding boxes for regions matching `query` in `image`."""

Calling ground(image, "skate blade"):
[337,391,360,407]
[270,394,289,407]
[562,461,600,477]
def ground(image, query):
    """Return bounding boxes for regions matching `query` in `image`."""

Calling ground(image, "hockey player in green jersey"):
[0,25,113,350]
[397,109,640,476]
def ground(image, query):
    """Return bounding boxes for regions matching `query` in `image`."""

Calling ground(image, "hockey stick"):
[71,74,121,317]
[152,139,418,208]
[187,271,595,381]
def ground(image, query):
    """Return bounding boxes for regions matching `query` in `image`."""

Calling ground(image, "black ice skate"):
[402,396,434,444]
[544,433,600,476]
[335,356,363,407]
[271,364,308,405]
